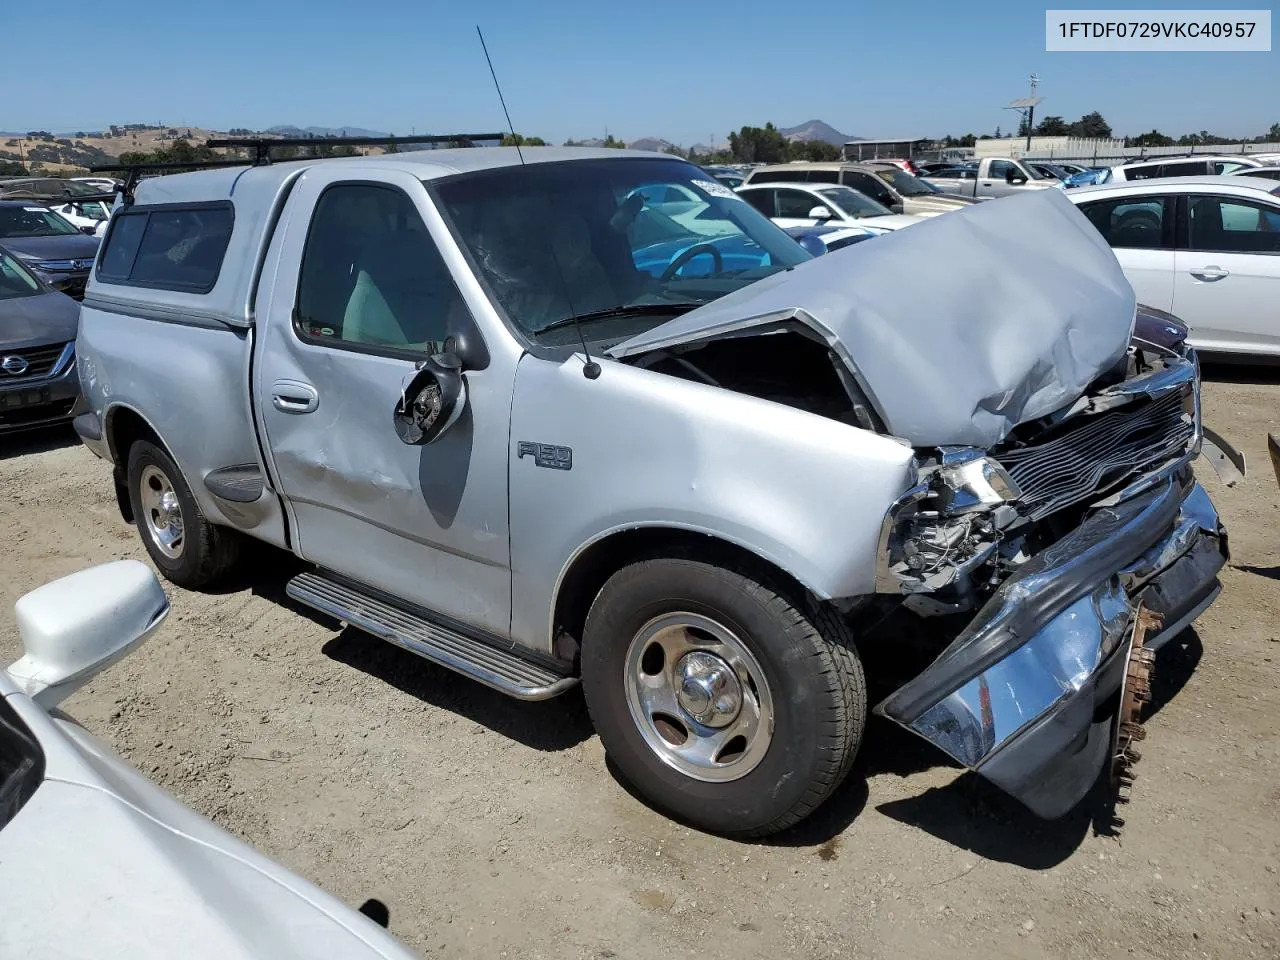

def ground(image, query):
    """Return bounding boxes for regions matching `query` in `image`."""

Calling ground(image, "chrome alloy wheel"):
[138,464,185,559]
[624,612,775,782]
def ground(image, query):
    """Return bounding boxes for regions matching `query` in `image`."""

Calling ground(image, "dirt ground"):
[2,369,1277,960]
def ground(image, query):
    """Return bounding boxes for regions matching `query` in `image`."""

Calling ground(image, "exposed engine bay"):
[622,319,1206,623]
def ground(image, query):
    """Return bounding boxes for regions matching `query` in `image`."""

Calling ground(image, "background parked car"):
[0,244,82,433]
[742,162,975,216]
[736,182,923,231]
[1105,155,1271,183]
[0,561,418,959]
[0,201,99,299]
[782,224,878,254]
[1069,175,1280,358]
[1231,166,1280,182]
[0,177,112,236]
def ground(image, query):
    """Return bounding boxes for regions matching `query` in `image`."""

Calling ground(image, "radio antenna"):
[476,25,601,379]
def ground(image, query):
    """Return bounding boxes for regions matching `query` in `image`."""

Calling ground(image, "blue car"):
[1063,167,1112,189]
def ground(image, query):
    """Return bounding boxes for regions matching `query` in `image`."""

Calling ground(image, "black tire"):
[126,440,240,588]
[580,557,866,838]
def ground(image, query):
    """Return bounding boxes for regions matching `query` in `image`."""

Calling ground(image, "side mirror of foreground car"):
[6,560,169,709]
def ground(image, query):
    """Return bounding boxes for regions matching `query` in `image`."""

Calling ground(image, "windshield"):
[432,158,810,340]
[873,168,935,197]
[0,249,42,299]
[0,206,81,238]
[815,185,893,218]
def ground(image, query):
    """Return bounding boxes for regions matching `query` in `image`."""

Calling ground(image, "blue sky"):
[4,0,1276,145]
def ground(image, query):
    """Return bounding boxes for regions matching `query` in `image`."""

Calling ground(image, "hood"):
[608,189,1135,448]
[2,234,100,264]
[902,194,978,215]
[0,289,79,349]
[863,213,926,231]
[1133,302,1189,350]
[0,691,416,960]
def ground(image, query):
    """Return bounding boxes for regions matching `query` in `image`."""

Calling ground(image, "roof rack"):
[87,132,507,205]
[207,133,505,164]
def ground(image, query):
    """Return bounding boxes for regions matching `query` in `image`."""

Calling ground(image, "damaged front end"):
[875,344,1236,818]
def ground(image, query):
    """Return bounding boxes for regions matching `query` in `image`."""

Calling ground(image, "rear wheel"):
[581,557,866,838]
[126,440,240,588]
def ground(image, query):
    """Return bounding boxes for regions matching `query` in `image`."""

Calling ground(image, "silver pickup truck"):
[923,157,1063,199]
[74,149,1242,837]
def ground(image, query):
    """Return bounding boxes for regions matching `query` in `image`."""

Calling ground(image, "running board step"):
[286,571,577,701]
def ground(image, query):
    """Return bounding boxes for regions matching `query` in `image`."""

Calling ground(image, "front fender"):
[507,353,916,652]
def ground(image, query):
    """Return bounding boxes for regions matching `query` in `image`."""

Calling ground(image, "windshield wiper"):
[534,302,699,335]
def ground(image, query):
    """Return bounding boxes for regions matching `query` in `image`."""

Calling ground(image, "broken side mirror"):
[394,353,466,445]
[6,560,169,710]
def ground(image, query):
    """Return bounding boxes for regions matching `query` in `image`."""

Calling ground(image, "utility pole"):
[1026,74,1039,150]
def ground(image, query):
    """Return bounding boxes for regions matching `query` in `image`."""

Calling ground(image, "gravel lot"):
[2,370,1278,960]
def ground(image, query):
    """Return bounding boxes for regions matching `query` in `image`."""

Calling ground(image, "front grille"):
[997,389,1195,521]
[0,343,68,380]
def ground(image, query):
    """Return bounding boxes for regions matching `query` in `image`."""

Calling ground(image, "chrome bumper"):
[877,471,1226,818]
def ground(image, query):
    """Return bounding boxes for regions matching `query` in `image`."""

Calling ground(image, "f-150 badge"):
[517,441,573,471]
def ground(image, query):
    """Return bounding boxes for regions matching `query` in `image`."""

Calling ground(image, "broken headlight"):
[875,448,1022,594]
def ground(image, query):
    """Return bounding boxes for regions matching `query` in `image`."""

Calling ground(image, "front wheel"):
[126,440,240,588]
[581,558,866,838]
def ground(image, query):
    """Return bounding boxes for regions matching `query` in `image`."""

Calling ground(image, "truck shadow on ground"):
[0,423,78,461]
[206,544,596,752]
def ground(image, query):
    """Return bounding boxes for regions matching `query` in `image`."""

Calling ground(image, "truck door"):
[253,167,513,638]
[981,160,1017,198]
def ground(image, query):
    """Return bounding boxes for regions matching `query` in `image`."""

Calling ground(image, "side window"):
[1122,163,1162,181]
[295,183,468,353]
[987,160,1014,180]
[739,189,775,217]
[807,170,840,184]
[844,173,895,206]
[96,204,233,292]
[1213,161,1246,175]
[1159,160,1210,178]
[776,189,820,218]
[1187,196,1280,254]
[1078,196,1171,249]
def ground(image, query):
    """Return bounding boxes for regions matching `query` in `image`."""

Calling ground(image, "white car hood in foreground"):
[610,189,1135,448]
[0,682,416,960]
[862,213,924,231]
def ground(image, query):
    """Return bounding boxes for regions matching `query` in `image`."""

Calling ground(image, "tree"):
[1033,116,1070,136]
[0,159,26,176]
[1269,123,1280,142]
[994,126,1002,139]
[1068,112,1112,139]
[791,140,840,162]
[727,123,790,164]
[602,134,626,149]
[1128,129,1175,147]
[501,133,547,147]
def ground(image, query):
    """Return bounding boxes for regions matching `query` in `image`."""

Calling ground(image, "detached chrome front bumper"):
[877,469,1226,818]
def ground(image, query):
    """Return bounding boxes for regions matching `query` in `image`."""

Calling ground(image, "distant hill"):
[779,120,858,146]
[266,125,392,139]
[627,137,676,153]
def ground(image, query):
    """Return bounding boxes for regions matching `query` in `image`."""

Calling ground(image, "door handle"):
[270,379,319,414]
[1190,265,1229,282]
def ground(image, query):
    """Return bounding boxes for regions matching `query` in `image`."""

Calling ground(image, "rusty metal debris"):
[1109,605,1162,827]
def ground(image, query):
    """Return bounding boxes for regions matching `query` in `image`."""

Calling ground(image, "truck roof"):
[90,146,672,328]
[132,146,665,206]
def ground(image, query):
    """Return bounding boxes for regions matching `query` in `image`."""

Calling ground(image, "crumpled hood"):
[0,289,79,349]
[609,189,1135,448]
